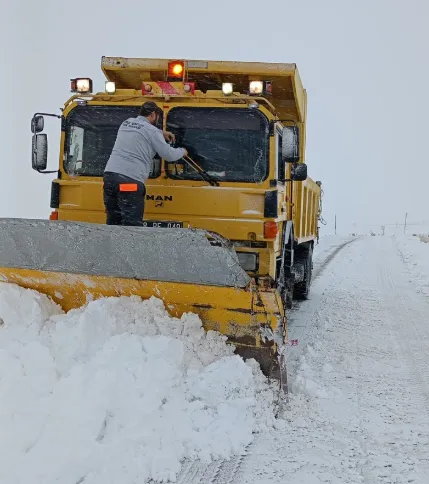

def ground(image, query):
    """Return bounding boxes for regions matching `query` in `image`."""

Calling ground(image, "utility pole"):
[404,213,408,234]
[335,214,337,235]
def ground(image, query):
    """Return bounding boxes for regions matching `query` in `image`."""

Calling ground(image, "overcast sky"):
[1,0,428,235]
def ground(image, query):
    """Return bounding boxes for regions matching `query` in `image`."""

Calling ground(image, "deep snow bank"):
[0,282,277,484]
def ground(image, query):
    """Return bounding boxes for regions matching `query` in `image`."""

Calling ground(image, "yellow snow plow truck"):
[0,56,322,392]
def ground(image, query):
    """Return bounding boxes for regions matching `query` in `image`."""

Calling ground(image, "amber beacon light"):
[168,60,185,80]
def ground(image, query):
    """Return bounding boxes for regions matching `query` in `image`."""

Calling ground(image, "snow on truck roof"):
[101,56,307,122]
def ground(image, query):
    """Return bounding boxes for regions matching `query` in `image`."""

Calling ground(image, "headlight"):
[249,81,263,95]
[237,252,258,271]
[105,81,116,94]
[222,83,233,95]
[70,78,93,94]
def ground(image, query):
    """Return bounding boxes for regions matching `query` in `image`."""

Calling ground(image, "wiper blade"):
[182,155,220,187]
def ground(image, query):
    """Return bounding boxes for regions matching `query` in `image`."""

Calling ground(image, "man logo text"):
[146,195,173,201]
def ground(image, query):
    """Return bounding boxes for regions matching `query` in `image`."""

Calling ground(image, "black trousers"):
[103,171,146,226]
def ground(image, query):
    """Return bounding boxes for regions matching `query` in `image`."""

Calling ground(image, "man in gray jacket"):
[103,101,187,226]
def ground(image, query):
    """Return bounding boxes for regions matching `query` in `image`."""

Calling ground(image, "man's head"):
[139,101,163,126]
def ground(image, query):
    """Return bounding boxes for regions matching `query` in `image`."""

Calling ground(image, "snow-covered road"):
[1,234,429,484]
[235,235,429,484]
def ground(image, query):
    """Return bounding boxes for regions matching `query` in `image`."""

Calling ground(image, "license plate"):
[142,220,184,228]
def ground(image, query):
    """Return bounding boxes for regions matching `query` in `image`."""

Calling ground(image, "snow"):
[236,235,429,483]
[0,285,277,484]
[2,233,429,483]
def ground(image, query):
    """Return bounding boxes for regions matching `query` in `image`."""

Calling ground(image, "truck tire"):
[293,245,313,300]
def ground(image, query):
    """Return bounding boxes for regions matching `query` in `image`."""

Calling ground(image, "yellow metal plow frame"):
[0,219,288,390]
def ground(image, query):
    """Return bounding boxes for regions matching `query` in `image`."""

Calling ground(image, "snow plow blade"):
[0,219,286,380]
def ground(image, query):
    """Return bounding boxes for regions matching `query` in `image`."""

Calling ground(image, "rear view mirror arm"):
[36,168,58,174]
[34,112,62,119]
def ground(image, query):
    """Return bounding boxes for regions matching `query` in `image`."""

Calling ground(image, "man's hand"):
[163,130,176,143]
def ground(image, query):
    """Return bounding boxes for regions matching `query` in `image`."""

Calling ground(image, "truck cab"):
[31,57,322,306]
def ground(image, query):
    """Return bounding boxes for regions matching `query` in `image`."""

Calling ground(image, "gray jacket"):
[104,116,185,183]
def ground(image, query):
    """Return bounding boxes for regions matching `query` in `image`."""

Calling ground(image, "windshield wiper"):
[182,155,220,187]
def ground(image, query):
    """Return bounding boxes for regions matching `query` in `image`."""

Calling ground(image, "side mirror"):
[32,134,48,171]
[31,115,44,133]
[291,163,307,181]
[282,126,299,163]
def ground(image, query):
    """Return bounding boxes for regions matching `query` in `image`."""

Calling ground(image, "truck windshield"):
[165,107,269,183]
[63,105,163,178]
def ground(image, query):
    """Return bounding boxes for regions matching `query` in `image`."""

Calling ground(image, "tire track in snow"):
[217,237,359,484]
[344,237,429,482]
[312,236,358,280]
[160,238,357,484]
[233,236,429,483]
[150,443,253,484]
[285,236,358,363]
[168,237,357,484]
[376,239,429,471]
[311,237,429,482]
[380,242,429,410]
[321,237,429,482]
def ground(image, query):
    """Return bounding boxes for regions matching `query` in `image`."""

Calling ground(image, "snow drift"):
[0,282,277,484]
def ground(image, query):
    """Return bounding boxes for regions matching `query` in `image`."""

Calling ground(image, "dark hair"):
[139,101,163,117]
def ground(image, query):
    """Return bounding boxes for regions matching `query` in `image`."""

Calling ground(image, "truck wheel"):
[293,246,313,300]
